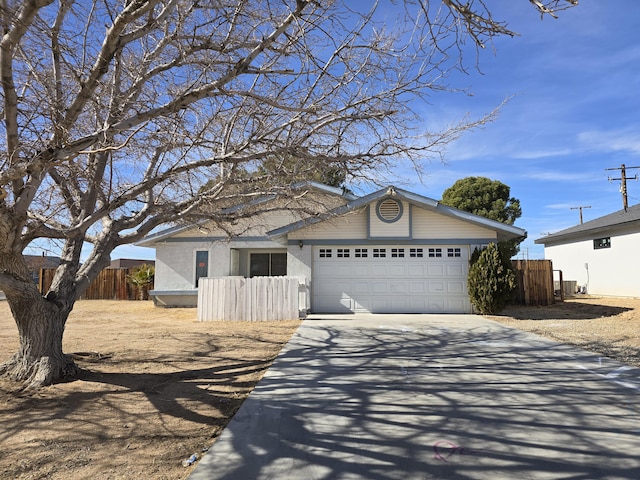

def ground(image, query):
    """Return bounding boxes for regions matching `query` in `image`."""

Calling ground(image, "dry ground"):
[488,295,640,368]
[0,301,300,480]
[0,296,639,480]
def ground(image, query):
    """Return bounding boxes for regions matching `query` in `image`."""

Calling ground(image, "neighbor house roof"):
[24,255,62,271]
[268,186,527,241]
[535,203,640,246]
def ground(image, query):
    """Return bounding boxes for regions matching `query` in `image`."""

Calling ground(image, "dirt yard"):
[0,301,300,480]
[488,295,640,368]
[0,296,639,480]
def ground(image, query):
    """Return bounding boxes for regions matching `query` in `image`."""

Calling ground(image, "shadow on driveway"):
[190,314,640,480]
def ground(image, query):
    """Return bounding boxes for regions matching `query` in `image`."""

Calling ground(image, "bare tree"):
[0,0,577,387]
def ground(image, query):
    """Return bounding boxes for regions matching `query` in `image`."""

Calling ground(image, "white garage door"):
[312,246,471,314]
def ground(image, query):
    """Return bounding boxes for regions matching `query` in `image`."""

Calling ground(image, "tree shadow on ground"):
[188,320,640,480]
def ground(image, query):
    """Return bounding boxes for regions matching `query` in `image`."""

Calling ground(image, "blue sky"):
[114,1,640,261]
[402,0,640,259]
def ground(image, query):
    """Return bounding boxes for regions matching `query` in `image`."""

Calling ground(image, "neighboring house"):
[137,183,526,313]
[110,258,155,269]
[24,254,62,284]
[535,204,640,297]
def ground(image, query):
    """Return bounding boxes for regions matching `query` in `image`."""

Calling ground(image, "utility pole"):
[570,205,591,224]
[606,164,639,211]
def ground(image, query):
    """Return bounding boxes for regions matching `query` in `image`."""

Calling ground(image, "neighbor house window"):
[593,237,611,249]
[195,250,209,287]
[250,252,287,277]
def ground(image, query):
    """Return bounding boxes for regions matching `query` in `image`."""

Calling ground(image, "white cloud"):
[578,128,640,155]
[511,148,573,160]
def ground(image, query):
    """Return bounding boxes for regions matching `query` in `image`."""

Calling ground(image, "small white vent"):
[378,199,401,221]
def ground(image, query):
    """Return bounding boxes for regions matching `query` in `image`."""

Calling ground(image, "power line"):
[570,205,591,224]
[606,164,640,211]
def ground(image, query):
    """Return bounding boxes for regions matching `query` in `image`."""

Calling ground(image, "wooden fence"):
[39,268,153,300]
[511,260,554,306]
[197,276,299,321]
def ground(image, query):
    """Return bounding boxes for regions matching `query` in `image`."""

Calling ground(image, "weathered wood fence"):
[197,276,299,321]
[511,259,554,306]
[39,268,153,300]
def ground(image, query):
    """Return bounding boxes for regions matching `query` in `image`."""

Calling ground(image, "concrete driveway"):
[190,314,640,480]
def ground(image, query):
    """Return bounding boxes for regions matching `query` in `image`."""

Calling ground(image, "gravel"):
[487,295,640,368]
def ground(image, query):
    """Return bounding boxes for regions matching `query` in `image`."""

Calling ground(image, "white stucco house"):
[137,182,526,314]
[535,204,640,297]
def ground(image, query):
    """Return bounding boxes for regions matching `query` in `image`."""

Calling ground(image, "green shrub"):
[467,243,516,314]
[127,264,155,300]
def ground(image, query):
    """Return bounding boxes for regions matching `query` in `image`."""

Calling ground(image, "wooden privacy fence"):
[39,268,153,300]
[511,260,554,306]
[198,276,299,321]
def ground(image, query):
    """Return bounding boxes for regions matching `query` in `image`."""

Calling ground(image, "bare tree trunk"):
[0,289,78,389]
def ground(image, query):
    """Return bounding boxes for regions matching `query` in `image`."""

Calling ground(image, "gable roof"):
[535,203,640,246]
[136,181,356,246]
[268,186,526,241]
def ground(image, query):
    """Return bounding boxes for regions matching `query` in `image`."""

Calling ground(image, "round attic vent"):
[377,198,402,222]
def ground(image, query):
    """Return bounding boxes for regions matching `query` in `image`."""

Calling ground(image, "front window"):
[250,252,287,277]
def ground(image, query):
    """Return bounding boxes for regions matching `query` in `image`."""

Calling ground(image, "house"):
[110,258,155,269]
[24,254,62,285]
[137,183,526,313]
[535,204,640,297]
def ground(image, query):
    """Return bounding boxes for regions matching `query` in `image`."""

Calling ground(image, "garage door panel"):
[408,265,426,276]
[407,298,427,311]
[446,281,465,294]
[427,299,447,313]
[315,280,351,296]
[447,264,465,275]
[389,281,407,293]
[371,265,389,276]
[388,265,407,276]
[353,265,370,276]
[312,245,470,314]
[370,298,391,313]
[371,281,389,294]
[352,281,370,294]
[427,264,445,276]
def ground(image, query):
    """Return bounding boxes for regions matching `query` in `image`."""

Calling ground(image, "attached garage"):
[312,245,470,313]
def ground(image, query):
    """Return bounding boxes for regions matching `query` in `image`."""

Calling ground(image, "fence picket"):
[511,260,555,306]
[198,276,300,321]
[39,268,153,300]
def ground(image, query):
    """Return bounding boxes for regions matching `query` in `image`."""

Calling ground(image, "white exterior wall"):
[154,242,203,290]
[154,239,283,290]
[544,230,640,297]
[287,244,313,311]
